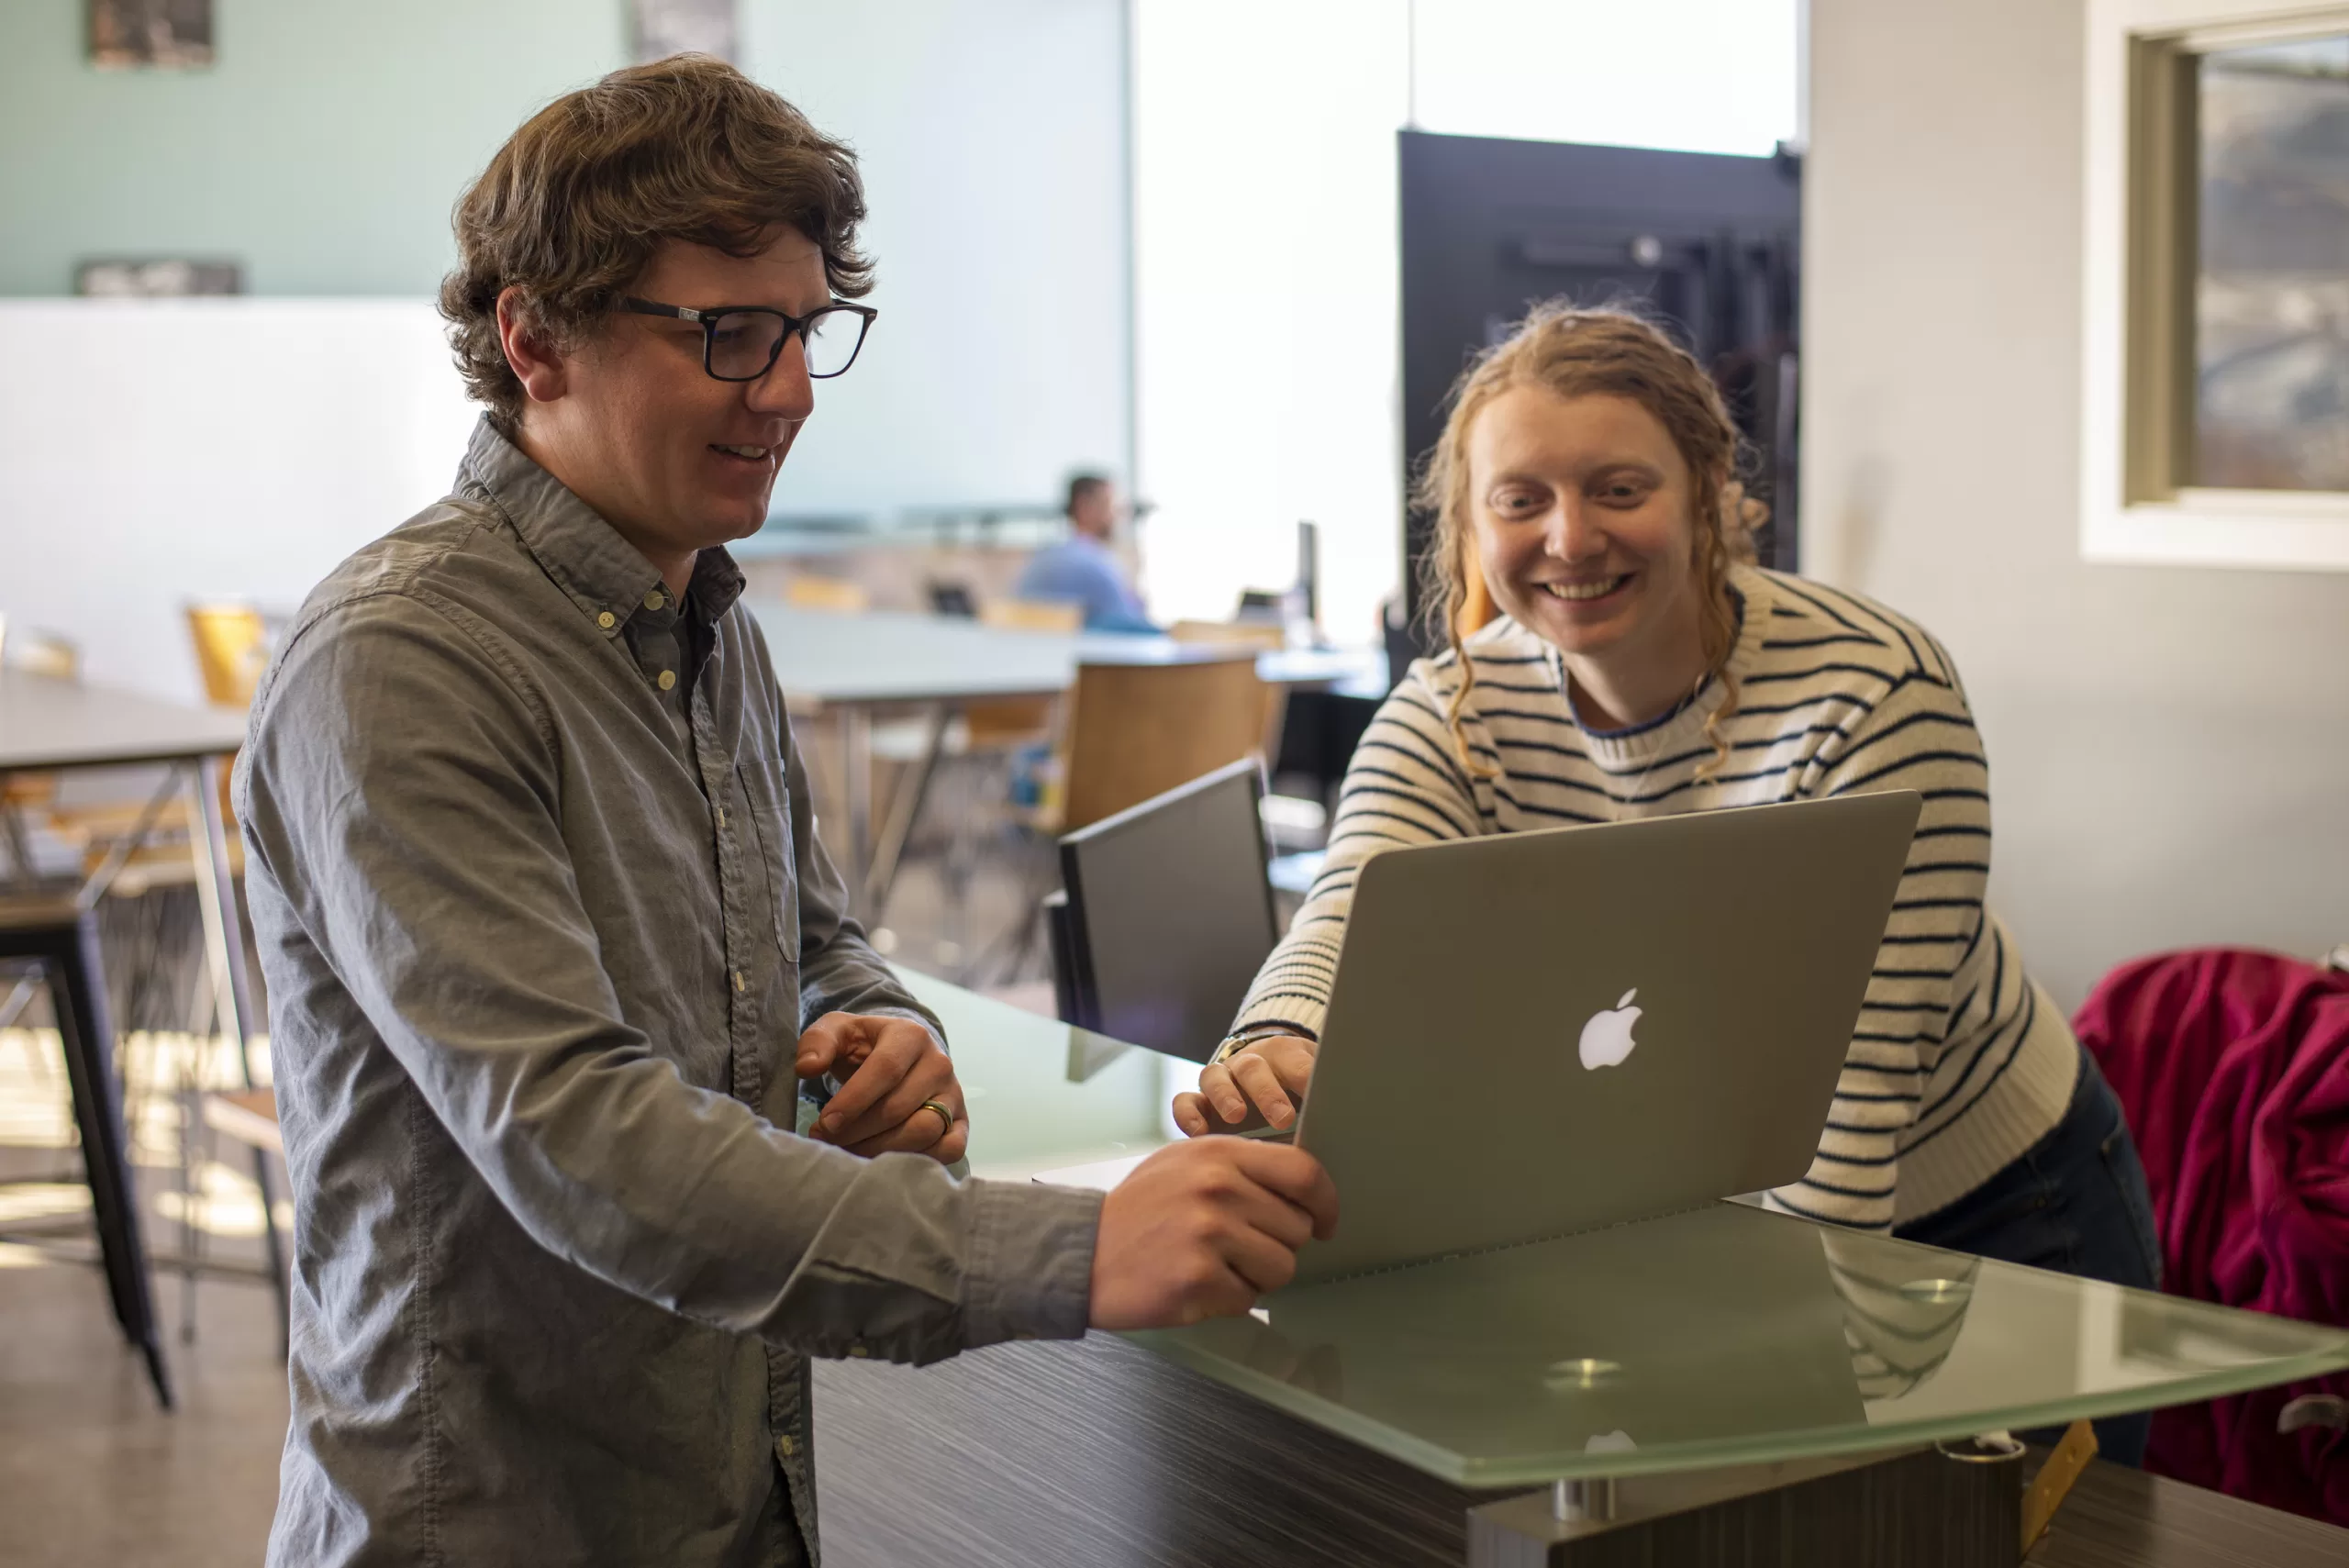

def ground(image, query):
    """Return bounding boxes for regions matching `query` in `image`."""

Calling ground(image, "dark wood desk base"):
[2029,1453,2348,1568]
[815,1330,2349,1567]
[817,1332,1475,1565]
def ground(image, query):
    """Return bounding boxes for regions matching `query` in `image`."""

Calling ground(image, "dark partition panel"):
[1397,129,1802,652]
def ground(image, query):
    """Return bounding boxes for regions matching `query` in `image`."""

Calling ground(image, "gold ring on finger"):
[920,1099,954,1140]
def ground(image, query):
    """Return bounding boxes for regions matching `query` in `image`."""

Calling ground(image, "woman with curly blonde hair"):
[1177,302,2160,1458]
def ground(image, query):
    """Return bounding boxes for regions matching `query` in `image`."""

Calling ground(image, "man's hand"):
[1087,1139,1339,1330]
[796,1013,968,1164]
[1171,1032,1318,1137]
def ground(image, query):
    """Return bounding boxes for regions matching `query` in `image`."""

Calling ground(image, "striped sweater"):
[1236,565,2079,1230]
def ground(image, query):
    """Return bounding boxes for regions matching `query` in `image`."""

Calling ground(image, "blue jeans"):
[1892,1046,2164,1465]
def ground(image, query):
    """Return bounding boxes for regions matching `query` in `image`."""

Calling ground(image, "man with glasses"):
[235,55,1335,1568]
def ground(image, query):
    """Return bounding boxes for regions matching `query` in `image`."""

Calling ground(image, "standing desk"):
[0,669,280,1404]
[810,974,2349,1567]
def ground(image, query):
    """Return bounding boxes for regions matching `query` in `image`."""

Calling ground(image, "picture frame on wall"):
[633,0,739,64]
[89,0,214,70]
[75,259,243,297]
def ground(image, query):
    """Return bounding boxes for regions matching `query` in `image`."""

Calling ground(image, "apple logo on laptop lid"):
[1577,988,1642,1070]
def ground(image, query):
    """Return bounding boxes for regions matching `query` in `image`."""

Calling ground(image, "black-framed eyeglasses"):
[620,296,877,381]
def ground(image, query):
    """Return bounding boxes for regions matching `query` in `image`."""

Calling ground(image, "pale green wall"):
[1,0,1136,515]
[0,0,624,295]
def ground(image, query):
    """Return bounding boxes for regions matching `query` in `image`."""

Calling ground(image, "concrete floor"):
[0,1248,287,1568]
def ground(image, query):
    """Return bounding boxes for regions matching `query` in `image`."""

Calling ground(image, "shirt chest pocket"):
[734,758,803,964]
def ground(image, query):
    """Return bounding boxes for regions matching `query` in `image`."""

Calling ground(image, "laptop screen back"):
[1059,760,1279,1062]
[1290,790,1923,1284]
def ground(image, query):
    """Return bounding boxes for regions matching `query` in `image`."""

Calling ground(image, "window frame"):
[2082,0,2349,570]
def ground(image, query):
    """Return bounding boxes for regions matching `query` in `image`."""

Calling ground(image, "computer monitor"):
[1055,759,1279,1062]
[927,581,978,617]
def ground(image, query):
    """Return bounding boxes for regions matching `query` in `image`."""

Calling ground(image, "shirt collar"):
[685,543,746,623]
[456,416,747,638]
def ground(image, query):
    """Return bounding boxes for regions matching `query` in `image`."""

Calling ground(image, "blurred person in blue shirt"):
[1013,473,1155,633]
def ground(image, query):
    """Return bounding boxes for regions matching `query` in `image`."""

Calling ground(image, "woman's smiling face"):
[1466,384,1705,671]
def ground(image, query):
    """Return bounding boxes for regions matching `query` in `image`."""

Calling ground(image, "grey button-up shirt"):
[236,418,1102,1568]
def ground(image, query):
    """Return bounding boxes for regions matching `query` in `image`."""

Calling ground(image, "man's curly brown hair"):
[439,54,874,428]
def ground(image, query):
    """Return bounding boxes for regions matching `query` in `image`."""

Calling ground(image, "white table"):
[751,604,1383,706]
[0,667,250,773]
[746,604,1386,913]
[0,669,284,1399]
[0,673,256,1039]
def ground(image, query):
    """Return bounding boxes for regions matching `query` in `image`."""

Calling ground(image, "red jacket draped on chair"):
[2075,948,2349,1525]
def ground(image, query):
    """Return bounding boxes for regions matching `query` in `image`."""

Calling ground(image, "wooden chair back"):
[186,603,270,707]
[966,605,1082,747]
[0,617,82,682]
[1169,618,1286,651]
[1168,619,1289,757]
[1060,656,1265,831]
[0,620,78,810]
[980,598,1084,635]
[962,697,1059,748]
[785,575,872,613]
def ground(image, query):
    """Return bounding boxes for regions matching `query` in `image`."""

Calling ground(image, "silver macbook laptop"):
[1289,791,1920,1284]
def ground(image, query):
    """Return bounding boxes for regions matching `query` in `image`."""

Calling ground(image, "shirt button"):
[847,1343,871,1359]
[644,590,665,610]
[731,971,746,993]
[657,670,677,691]
[776,1435,797,1458]
[596,611,616,630]
[715,806,727,828]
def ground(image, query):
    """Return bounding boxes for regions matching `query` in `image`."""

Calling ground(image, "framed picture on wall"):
[89,0,214,70]
[75,259,243,297]
[632,0,738,64]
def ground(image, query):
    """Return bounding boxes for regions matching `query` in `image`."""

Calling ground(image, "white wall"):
[748,0,1131,515]
[1803,0,2349,1006]
[0,300,477,705]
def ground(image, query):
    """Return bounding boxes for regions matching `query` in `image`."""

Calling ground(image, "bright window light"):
[1411,0,1801,156]
[1130,0,1412,639]
[1130,0,1802,642]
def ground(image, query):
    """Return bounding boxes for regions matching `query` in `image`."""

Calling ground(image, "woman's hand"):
[1173,1032,1319,1137]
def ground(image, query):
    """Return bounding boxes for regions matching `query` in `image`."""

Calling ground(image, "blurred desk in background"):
[734,507,1104,618]
[0,668,277,1404]
[747,602,1384,913]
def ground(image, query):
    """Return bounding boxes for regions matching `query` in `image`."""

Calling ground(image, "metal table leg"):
[2,800,38,891]
[862,702,950,921]
[836,705,873,916]
[184,755,289,1351]
[44,913,173,1408]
